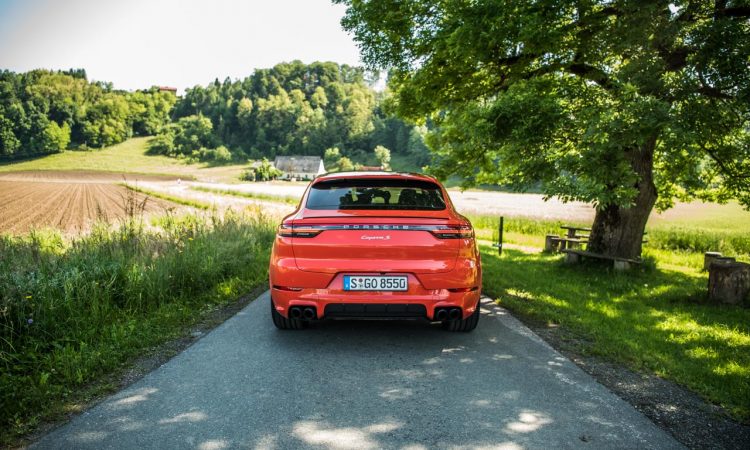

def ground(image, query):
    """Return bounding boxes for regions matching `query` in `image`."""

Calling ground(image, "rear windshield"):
[306,178,446,210]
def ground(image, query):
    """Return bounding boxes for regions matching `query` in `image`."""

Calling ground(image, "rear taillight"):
[277,223,322,238]
[429,224,474,239]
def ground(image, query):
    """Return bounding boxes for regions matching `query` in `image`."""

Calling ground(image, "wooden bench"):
[551,236,588,251]
[561,248,641,271]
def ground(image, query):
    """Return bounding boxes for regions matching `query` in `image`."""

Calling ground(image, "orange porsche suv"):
[268,172,481,331]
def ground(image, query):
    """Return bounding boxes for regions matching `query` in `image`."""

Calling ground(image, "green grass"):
[191,185,300,206]
[469,214,750,257]
[0,211,275,444]
[0,138,249,183]
[479,244,750,421]
[121,183,213,210]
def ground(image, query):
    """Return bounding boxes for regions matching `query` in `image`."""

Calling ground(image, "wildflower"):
[27,318,33,325]
[25,295,32,300]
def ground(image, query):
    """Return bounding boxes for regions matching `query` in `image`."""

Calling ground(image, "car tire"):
[271,297,307,330]
[443,300,480,332]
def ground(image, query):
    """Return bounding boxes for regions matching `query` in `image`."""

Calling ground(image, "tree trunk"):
[588,137,658,260]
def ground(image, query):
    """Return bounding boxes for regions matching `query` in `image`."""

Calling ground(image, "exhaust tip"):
[448,308,461,320]
[289,307,302,319]
[302,307,316,320]
[435,309,448,321]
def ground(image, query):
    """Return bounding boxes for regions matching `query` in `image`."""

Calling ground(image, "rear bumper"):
[270,272,480,320]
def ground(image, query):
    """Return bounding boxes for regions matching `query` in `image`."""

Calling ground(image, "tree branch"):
[703,145,750,179]
[567,63,616,91]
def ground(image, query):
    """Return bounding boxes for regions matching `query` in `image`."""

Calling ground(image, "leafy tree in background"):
[374,145,391,170]
[336,156,355,172]
[0,69,175,157]
[81,94,131,148]
[254,157,283,181]
[169,61,412,163]
[41,121,71,152]
[324,147,342,169]
[336,0,750,259]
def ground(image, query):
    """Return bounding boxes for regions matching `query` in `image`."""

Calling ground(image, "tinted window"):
[306,178,446,210]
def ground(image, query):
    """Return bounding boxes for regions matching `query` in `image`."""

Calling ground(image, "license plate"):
[343,275,408,291]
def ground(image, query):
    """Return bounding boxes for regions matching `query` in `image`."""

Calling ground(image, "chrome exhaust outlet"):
[435,309,448,321]
[448,308,461,320]
[289,307,302,319]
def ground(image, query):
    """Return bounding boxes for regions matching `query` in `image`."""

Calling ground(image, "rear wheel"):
[271,297,307,330]
[443,300,480,332]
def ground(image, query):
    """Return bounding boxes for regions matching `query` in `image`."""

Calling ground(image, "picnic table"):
[546,225,591,252]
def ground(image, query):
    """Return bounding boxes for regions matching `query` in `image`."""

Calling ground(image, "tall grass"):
[0,210,274,441]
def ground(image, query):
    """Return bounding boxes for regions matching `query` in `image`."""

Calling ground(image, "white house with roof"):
[273,156,326,181]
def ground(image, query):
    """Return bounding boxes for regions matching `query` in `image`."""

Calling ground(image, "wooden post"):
[703,252,723,271]
[708,262,750,306]
[545,234,558,253]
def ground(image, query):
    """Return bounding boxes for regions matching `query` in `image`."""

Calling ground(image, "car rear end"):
[269,172,481,331]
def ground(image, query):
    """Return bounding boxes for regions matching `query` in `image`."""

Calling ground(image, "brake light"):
[429,224,474,239]
[278,223,322,238]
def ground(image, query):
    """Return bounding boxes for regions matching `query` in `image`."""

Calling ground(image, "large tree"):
[336,0,750,259]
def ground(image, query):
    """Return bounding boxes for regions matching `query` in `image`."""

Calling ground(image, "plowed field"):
[0,172,178,234]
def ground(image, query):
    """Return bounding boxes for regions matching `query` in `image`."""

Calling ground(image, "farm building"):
[157,86,177,94]
[273,156,326,180]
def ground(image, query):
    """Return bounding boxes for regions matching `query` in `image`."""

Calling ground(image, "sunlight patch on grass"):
[479,244,750,420]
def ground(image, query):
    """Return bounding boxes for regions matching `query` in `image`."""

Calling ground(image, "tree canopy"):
[336,0,750,259]
[0,70,176,157]
[165,61,427,165]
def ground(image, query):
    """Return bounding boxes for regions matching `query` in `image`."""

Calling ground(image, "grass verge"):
[0,210,275,444]
[191,185,300,205]
[479,244,750,421]
[468,214,750,256]
[121,183,212,210]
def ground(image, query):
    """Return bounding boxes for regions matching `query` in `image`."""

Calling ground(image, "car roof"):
[314,171,439,183]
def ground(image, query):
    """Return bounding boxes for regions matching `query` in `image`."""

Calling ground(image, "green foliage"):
[41,121,70,152]
[323,146,342,167]
[0,69,175,158]
[468,213,750,257]
[148,115,231,162]
[0,211,275,441]
[129,88,177,136]
[81,93,131,148]
[373,145,391,170]
[168,61,422,166]
[337,0,750,210]
[257,158,283,181]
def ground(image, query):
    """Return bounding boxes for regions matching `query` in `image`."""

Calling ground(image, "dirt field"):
[0,173,177,234]
[0,170,179,184]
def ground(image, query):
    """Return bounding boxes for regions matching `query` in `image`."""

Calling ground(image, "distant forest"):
[0,62,431,170]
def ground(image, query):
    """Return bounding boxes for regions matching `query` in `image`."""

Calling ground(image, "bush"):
[212,145,232,162]
[241,168,256,181]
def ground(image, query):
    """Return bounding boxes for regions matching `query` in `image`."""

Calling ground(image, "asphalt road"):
[34,293,682,449]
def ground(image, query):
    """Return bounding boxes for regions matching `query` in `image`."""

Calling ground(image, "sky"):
[0,0,364,92]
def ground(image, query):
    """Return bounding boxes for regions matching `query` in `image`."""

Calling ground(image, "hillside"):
[0,138,248,183]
